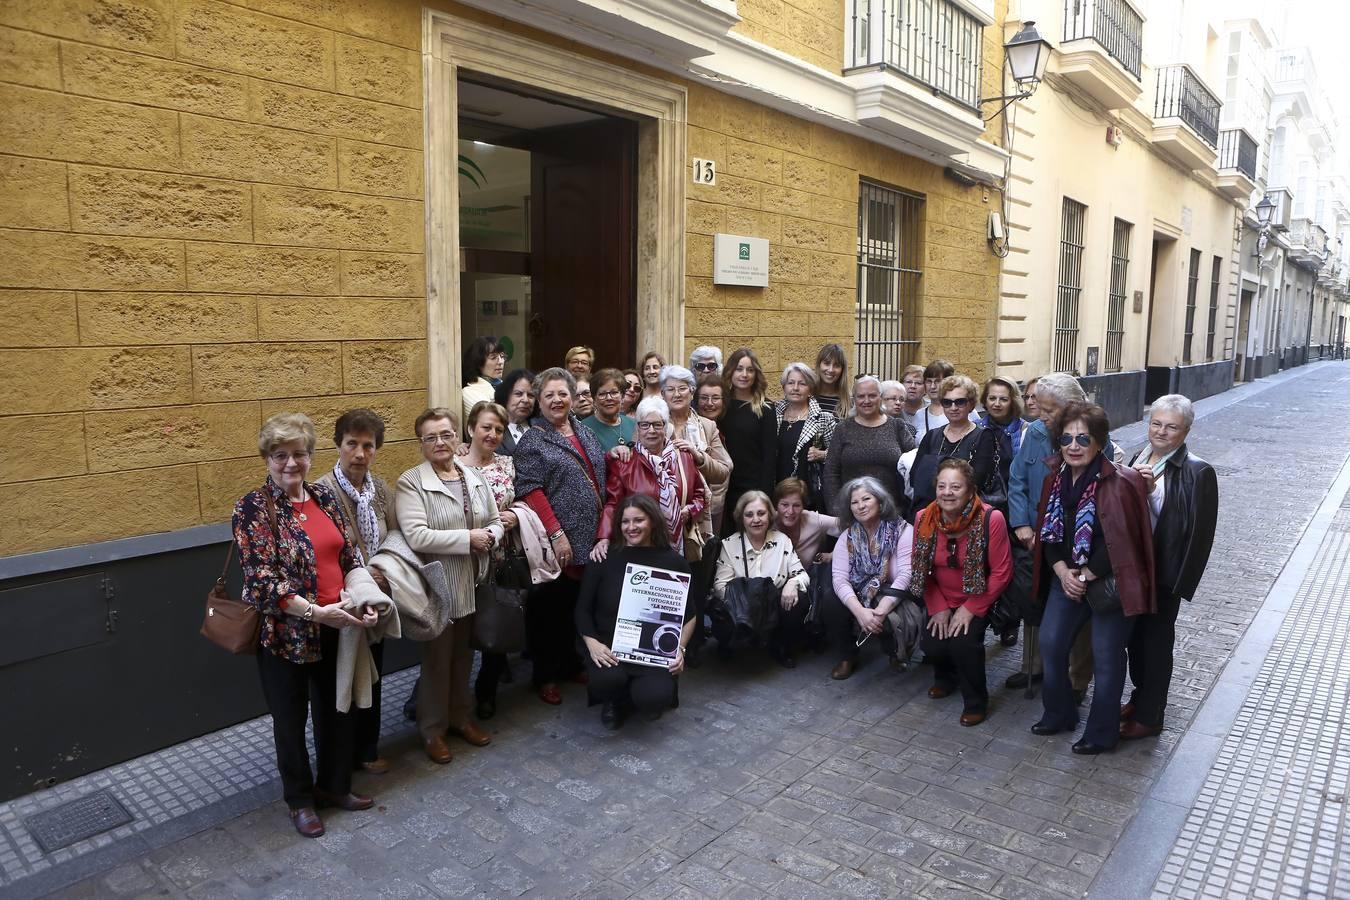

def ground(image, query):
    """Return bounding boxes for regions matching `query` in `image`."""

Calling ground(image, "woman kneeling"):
[576,495,695,730]
[910,459,1012,726]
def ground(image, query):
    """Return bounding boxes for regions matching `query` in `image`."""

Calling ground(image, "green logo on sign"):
[738,242,750,260]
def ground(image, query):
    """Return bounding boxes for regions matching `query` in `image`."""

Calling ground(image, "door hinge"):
[101,576,118,633]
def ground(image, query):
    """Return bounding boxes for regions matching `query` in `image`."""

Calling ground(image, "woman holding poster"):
[575,495,694,730]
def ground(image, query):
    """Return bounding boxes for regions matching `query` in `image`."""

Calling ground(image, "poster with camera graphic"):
[612,563,691,667]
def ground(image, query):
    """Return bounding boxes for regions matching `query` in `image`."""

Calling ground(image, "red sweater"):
[922,509,1013,617]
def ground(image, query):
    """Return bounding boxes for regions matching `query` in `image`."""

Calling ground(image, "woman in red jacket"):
[591,396,707,562]
[1031,402,1154,755]
[911,458,1012,727]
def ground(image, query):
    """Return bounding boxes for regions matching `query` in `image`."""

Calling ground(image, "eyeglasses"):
[1149,422,1184,434]
[664,384,691,395]
[597,390,622,400]
[940,397,971,408]
[486,351,507,361]
[269,451,311,464]
[637,421,665,431]
[577,389,592,397]
[946,537,961,569]
[1058,433,1092,447]
[693,362,719,372]
[420,432,457,445]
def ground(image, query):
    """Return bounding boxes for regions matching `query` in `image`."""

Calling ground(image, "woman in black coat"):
[719,347,777,535]
[576,494,694,730]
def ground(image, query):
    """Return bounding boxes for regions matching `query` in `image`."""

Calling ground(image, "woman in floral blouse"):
[232,413,378,840]
[464,400,518,720]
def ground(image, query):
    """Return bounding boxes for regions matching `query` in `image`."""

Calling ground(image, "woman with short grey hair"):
[1121,394,1217,740]
[823,476,916,680]
[774,362,835,507]
[822,375,915,518]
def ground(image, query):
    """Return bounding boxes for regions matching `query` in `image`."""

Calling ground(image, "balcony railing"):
[849,0,985,110]
[1217,128,1258,180]
[1289,218,1329,258]
[1062,0,1143,80]
[1154,65,1221,148]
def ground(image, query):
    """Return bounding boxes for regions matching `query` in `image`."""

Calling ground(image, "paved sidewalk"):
[6,361,1349,900]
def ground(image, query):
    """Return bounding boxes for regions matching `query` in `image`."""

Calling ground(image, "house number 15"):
[692,158,716,185]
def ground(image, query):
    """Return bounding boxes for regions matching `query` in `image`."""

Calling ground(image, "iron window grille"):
[1062,0,1143,80]
[1183,248,1201,365]
[1105,218,1131,373]
[856,181,924,379]
[849,0,985,110]
[1207,255,1221,361]
[1054,198,1087,374]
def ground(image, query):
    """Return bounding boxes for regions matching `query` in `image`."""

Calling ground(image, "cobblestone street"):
[13,361,1350,900]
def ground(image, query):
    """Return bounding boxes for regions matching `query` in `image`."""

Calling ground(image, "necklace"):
[294,490,309,521]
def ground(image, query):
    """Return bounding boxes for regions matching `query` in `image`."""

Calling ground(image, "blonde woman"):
[720,347,777,535]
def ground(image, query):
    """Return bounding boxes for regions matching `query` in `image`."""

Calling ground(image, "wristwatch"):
[301,600,315,621]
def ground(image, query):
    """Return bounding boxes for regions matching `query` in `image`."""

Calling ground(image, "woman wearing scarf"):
[1031,402,1154,755]
[911,459,1012,726]
[977,375,1026,458]
[591,396,707,562]
[773,363,836,510]
[317,409,398,775]
[823,477,916,680]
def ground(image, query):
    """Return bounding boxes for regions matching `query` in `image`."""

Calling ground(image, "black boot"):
[600,701,624,730]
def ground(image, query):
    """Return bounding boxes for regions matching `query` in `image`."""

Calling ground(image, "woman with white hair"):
[660,364,732,527]
[822,476,916,680]
[591,396,707,561]
[689,345,723,377]
[774,362,836,508]
[1120,394,1218,740]
[822,375,915,518]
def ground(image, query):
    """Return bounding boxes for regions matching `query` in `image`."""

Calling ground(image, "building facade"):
[0,0,1009,797]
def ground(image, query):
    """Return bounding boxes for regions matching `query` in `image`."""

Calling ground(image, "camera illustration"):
[638,615,683,657]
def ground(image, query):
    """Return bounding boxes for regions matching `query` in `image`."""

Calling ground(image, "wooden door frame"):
[423,9,687,411]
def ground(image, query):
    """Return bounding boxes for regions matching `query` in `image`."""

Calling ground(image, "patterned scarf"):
[846,519,903,607]
[910,495,988,597]
[643,442,684,550]
[331,464,379,564]
[1039,462,1098,566]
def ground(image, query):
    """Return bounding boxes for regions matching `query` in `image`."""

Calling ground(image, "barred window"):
[1184,248,1201,364]
[1054,198,1087,373]
[1105,219,1131,373]
[855,181,923,379]
[1206,255,1222,361]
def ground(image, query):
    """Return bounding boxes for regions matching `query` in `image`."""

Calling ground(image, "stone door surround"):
[422,9,688,408]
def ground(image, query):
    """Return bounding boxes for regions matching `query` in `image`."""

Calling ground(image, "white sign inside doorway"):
[713,233,769,287]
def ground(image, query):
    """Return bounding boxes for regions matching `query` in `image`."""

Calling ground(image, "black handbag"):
[1084,573,1122,615]
[708,540,778,647]
[493,537,533,591]
[472,583,525,653]
[1004,543,1039,625]
[978,428,1009,513]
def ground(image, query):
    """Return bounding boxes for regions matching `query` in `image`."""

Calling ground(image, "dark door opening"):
[457,78,638,378]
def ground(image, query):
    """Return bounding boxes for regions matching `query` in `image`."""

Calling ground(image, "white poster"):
[611,563,691,668]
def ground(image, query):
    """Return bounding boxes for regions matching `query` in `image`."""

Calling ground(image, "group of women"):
[232,338,1217,838]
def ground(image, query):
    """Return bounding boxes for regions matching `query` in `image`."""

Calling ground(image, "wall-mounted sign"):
[713,233,769,287]
[692,158,716,185]
[1085,346,1099,377]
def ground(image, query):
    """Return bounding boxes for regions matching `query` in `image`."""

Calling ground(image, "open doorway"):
[457,77,638,376]
[1235,287,1253,381]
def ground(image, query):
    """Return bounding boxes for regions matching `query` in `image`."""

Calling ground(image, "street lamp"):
[1253,195,1275,258]
[982,21,1055,121]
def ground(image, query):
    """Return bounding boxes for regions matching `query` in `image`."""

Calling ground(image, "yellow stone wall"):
[0,0,427,555]
[0,0,1002,555]
[682,96,1003,382]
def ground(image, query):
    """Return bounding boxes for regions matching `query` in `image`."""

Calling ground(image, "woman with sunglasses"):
[908,374,1009,522]
[1031,402,1153,755]
[620,369,643,416]
[911,459,1012,726]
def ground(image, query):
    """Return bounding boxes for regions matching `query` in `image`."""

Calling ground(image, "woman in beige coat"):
[397,408,503,766]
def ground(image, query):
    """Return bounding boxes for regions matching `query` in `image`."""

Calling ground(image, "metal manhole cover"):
[23,789,133,853]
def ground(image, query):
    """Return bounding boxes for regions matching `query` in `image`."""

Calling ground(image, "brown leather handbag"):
[200,495,277,654]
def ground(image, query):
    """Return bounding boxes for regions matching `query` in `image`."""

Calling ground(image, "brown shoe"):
[360,758,390,775]
[424,736,453,764]
[928,684,953,699]
[450,722,492,747]
[830,660,855,681]
[959,711,986,727]
[1119,720,1163,741]
[314,790,374,811]
[1120,702,1135,721]
[289,807,325,838]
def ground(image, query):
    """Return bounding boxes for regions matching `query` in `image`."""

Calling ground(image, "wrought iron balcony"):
[1154,64,1220,149]
[1217,129,1257,180]
[1062,0,1142,80]
[848,0,985,110]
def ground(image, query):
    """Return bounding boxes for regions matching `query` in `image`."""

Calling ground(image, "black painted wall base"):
[1077,370,1147,429]
[0,544,420,803]
[1145,359,1235,405]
